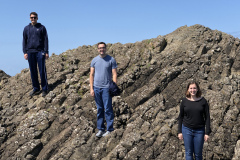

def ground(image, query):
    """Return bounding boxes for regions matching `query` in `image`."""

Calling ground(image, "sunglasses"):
[98,47,106,49]
[30,17,37,19]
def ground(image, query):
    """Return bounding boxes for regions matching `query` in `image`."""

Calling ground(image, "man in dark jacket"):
[23,12,49,97]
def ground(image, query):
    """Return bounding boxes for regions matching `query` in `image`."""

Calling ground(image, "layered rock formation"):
[0,70,10,81]
[0,24,239,160]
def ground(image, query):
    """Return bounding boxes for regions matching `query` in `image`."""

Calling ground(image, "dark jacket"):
[22,23,48,54]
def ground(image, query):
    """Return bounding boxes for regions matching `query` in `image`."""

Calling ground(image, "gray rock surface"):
[0,24,239,160]
[0,70,10,90]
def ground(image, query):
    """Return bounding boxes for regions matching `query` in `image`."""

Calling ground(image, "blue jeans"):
[182,124,205,160]
[94,87,114,132]
[28,51,48,91]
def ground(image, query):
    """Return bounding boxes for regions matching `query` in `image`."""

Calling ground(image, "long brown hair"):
[185,81,202,98]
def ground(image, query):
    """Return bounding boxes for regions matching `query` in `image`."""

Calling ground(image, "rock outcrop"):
[0,24,239,160]
[0,69,10,82]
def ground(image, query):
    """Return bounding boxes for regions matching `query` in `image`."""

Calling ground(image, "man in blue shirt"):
[90,42,117,137]
[23,12,49,97]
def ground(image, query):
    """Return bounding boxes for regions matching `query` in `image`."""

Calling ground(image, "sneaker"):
[29,90,40,96]
[96,130,104,137]
[42,91,48,97]
[102,131,111,137]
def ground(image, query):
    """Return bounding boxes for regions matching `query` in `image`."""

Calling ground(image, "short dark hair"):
[97,42,106,48]
[30,12,38,17]
[185,81,202,98]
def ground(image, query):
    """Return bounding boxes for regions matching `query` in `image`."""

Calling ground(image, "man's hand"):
[45,53,49,59]
[90,89,94,97]
[24,53,28,60]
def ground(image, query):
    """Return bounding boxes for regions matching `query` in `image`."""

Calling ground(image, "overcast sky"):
[1,0,240,76]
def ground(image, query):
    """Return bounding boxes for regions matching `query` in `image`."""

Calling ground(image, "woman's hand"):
[178,133,183,140]
[204,135,210,142]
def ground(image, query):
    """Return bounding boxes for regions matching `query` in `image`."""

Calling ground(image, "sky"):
[0,0,240,76]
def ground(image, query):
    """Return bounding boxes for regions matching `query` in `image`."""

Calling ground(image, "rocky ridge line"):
[0,24,239,160]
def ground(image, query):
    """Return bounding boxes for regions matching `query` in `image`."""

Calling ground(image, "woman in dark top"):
[178,81,211,160]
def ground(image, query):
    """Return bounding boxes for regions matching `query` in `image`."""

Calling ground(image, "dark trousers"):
[94,87,114,132]
[27,51,48,91]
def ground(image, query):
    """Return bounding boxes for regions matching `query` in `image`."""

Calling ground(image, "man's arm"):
[90,67,95,96]
[43,26,48,53]
[112,68,117,84]
[43,26,49,59]
[23,27,28,59]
